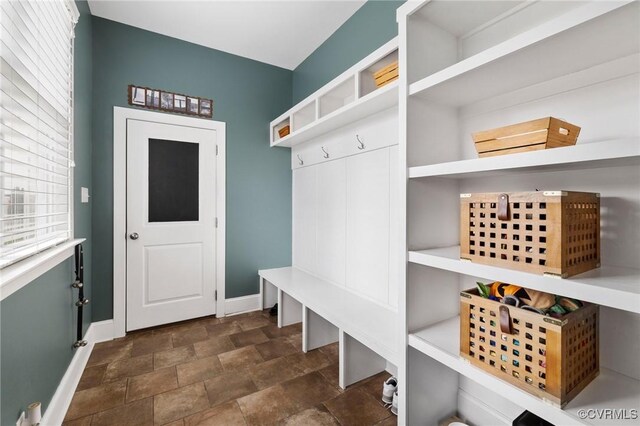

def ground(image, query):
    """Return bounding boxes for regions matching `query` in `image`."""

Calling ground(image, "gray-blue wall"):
[90,17,293,320]
[0,2,93,423]
[292,0,403,103]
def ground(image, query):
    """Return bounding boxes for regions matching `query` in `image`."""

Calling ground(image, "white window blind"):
[0,0,79,268]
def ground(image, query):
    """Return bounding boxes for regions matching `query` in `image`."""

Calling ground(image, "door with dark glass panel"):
[126,120,216,331]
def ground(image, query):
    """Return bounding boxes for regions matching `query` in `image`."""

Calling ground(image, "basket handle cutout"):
[499,305,512,334]
[498,193,510,221]
[558,127,569,135]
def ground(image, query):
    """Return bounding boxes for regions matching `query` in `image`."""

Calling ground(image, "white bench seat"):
[258,266,398,366]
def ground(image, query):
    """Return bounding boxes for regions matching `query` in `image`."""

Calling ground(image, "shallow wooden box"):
[460,287,599,407]
[460,191,600,278]
[278,125,290,138]
[373,61,398,88]
[472,117,581,158]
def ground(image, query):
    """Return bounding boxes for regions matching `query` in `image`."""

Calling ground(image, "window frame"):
[0,0,81,299]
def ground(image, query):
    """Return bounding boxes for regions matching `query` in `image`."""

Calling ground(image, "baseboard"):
[90,319,116,343]
[41,320,115,425]
[225,294,261,316]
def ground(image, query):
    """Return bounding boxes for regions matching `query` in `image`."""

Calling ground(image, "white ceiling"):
[87,0,366,70]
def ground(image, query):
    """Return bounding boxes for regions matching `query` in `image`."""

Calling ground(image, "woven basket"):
[460,191,600,278]
[460,287,599,406]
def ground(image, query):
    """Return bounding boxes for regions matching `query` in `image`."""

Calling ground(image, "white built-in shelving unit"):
[397,1,640,425]
[264,36,403,396]
[270,39,399,148]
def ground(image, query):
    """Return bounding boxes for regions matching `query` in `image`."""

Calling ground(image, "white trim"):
[113,107,226,338]
[224,294,261,316]
[90,319,116,343]
[0,239,85,301]
[41,320,115,425]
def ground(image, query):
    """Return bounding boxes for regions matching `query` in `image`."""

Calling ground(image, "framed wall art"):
[128,85,214,118]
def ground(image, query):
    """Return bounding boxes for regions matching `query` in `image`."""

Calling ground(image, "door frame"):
[113,106,226,338]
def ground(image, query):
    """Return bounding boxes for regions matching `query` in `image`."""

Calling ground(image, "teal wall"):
[90,18,293,320]
[292,0,404,103]
[0,2,93,424]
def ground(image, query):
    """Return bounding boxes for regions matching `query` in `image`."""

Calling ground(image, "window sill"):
[0,238,85,301]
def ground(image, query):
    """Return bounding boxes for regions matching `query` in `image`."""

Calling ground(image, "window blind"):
[0,0,79,268]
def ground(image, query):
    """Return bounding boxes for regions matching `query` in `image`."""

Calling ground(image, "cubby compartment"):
[408,346,523,425]
[409,165,640,275]
[292,101,316,132]
[272,117,290,143]
[319,76,356,118]
[359,50,399,97]
[408,62,640,169]
[407,266,640,425]
[407,2,635,88]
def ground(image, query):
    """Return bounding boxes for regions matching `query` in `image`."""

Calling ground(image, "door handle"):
[129,232,139,240]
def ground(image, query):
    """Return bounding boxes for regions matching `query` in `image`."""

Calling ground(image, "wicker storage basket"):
[373,61,398,88]
[460,287,599,406]
[472,117,580,158]
[460,191,600,278]
[278,125,290,138]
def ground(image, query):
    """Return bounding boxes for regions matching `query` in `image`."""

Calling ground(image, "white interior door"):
[126,119,217,331]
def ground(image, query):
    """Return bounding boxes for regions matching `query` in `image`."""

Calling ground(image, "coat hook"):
[321,146,329,159]
[356,134,365,150]
[297,154,304,165]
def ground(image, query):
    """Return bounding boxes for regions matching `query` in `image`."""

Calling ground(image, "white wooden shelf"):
[400,0,640,423]
[273,82,398,148]
[409,246,640,315]
[270,38,398,149]
[409,316,640,426]
[259,267,398,364]
[408,2,637,106]
[409,139,640,179]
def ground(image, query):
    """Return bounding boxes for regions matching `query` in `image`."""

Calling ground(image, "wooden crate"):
[278,125,290,138]
[460,191,600,278]
[373,61,398,88]
[460,287,599,407]
[472,117,580,158]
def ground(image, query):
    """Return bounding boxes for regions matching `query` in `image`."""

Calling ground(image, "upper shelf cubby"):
[319,76,356,118]
[407,1,637,105]
[360,50,399,98]
[270,38,399,148]
[292,101,316,132]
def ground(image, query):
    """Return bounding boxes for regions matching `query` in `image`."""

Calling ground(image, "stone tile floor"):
[63,309,397,425]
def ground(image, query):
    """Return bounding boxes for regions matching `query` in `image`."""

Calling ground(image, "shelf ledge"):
[409,246,640,314]
[409,316,640,426]
[1,238,86,301]
[409,139,640,179]
[272,82,398,148]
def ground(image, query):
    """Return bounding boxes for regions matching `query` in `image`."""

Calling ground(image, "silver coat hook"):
[297,154,304,165]
[321,146,329,159]
[356,134,365,150]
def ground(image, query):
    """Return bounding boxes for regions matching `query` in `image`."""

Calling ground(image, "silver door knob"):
[129,232,139,240]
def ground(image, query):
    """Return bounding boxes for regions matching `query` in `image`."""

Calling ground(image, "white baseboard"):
[224,294,261,316]
[41,320,115,425]
[90,319,116,343]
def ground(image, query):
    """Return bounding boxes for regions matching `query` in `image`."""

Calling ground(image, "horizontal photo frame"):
[128,85,213,118]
